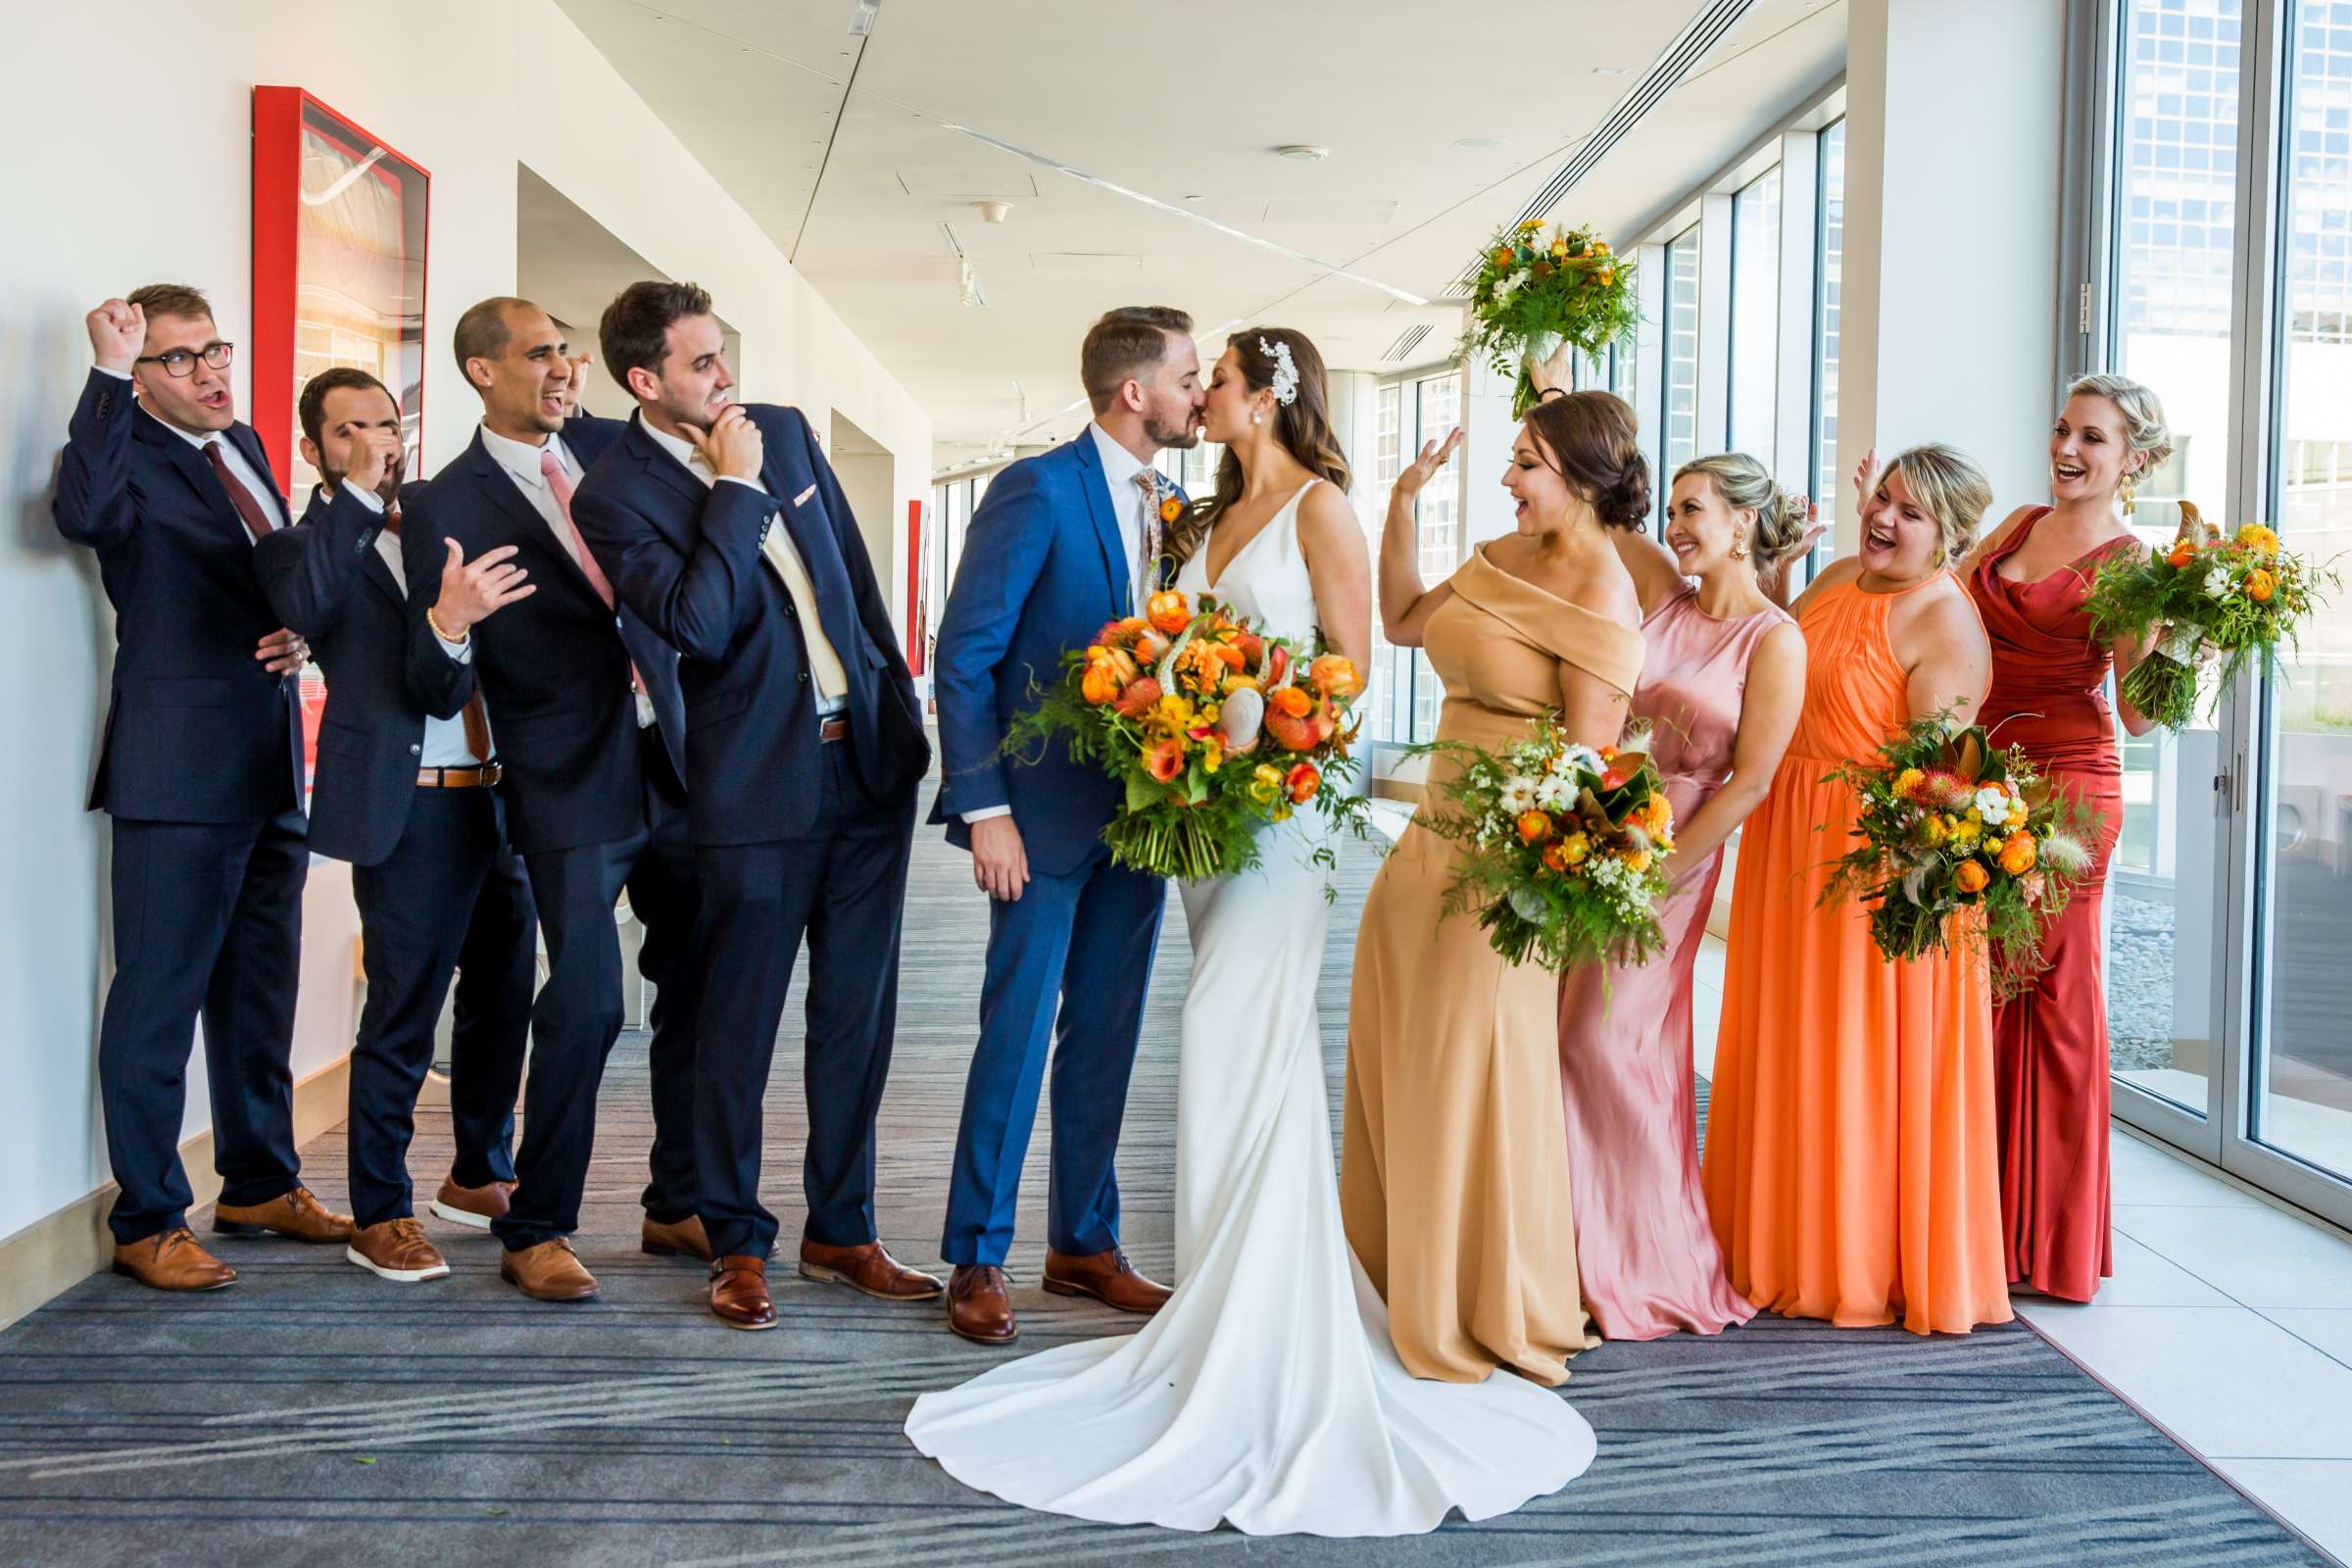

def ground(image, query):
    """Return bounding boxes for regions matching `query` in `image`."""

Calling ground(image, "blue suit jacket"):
[54,368,304,824]
[253,484,480,865]
[571,406,930,846]
[401,417,687,857]
[928,433,1181,877]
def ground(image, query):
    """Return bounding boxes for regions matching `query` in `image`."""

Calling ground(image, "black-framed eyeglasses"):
[134,342,234,377]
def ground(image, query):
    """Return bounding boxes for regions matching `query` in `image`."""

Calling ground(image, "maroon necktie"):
[202,440,277,541]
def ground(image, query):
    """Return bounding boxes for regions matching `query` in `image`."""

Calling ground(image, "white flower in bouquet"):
[2204,565,2232,599]
[1535,774,1575,811]
[1556,743,1604,779]
[1971,785,2013,823]
[1497,774,1539,813]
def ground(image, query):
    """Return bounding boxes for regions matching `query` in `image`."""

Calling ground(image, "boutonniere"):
[1159,496,1185,525]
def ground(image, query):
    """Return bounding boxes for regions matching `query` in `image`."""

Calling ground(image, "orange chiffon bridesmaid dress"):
[1699,574,2013,1335]
[1970,508,2135,1302]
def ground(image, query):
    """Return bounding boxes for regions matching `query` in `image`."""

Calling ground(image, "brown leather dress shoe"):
[1043,1247,1171,1314]
[641,1213,713,1260]
[500,1238,599,1301]
[213,1186,355,1243]
[428,1174,514,1231]
[113,1228,236,1291]
[347,1217,451,1283]
[710,1255,777,1330]
[948,1263,1018,1345]
[799,1239,946,1302]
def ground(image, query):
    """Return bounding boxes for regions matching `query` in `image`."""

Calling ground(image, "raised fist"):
[87,299,145,373]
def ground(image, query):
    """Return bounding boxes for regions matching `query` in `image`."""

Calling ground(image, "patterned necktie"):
[203,440,276,541]
[539,448,647,698]
[1133,467,1163,600]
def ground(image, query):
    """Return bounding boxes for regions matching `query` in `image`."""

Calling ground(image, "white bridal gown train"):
[903,480,1597,1536]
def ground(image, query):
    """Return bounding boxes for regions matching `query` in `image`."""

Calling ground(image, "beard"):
[1145,408,1201,450]
[321,456,407,504]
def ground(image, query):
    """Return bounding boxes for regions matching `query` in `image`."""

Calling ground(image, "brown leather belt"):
[817,715,850,744]
[417,763,502,788]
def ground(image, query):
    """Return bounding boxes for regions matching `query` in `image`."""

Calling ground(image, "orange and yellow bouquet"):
[1408,715,1675,972]
[1818,713,2096,998]
[1004,589,1370,881]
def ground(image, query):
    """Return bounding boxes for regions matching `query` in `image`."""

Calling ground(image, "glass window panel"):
[1664,227,1701,479]
[1812,121,1846,580]
[1730,167,1783,458]
[1409,372,1464,746]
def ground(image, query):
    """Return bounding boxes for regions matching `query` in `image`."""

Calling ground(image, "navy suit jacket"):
[252,484,480,865]
[401,417,686,857]
[54,368,304,823]
[572,406,930,847]
[928,433,1181,877]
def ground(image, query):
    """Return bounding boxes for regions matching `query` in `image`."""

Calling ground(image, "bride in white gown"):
[904,328,1596,1537]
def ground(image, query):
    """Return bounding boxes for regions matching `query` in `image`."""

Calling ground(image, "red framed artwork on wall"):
[251,86,430,513]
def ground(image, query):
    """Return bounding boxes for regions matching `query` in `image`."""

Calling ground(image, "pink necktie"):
[541,448,645,697]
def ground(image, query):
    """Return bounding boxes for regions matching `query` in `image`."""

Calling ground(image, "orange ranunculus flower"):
[2166,540,2197,568]
[1998,833,2037,876]
[1270,685,1313,717]
[1214,643,1248,670]
[1598,745,1619,761]
[1285,762,1321,804]
[2246,567,2277,602]
[1517,809,1552,845]
[1160,497,1185,525]
[1954,858,1990,894]
[1492,247,1515,269]
[1541,840,1571,873]
[1146,590,1193,636]
[1307,654,1362,699]
[1642,793,1673,834]
[1104,647,1140,684]
[1081,663,1121,706]
[1145,736,1186,783]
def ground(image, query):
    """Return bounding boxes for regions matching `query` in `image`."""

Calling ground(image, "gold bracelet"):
[426,605,469,645]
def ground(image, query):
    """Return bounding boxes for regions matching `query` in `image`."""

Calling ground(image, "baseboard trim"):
[0,1054,351,1332]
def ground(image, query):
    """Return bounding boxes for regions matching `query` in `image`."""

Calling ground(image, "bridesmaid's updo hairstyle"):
[1523,390,1650,531]
[1674,453,1807,568]
[1884,443,1996,566]
[2063,371,2175,475]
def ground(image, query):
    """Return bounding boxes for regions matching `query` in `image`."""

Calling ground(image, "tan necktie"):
[1133,468,1163,602]
[691,454,849,704]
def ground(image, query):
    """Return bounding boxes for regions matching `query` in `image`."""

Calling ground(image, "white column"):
[1837,0,2066,550]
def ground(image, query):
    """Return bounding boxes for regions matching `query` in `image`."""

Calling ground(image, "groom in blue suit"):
[931,307,1203,1345]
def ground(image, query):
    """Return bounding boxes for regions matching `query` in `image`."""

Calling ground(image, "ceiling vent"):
[1382,323,1434,363]
[1445,0,1758,299]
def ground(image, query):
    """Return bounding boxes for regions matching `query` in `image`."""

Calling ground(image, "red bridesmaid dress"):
[1969,508,2136,1302]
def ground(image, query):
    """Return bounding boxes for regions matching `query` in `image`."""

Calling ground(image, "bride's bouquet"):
[1460,219,1640,416]
[2083,501,2337,730]
[1409,715,1675,972]
[1817,712,2096,998]
[1004,589,1370,881]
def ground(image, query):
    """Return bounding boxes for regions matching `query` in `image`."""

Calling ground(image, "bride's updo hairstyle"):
[1523,390,1651,531]
[1169,326,1352,571]
[1674,452,1809,569]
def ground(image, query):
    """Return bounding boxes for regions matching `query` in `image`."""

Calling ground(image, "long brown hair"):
[1166,327,1352,570]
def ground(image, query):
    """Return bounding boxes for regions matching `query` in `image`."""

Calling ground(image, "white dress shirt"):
[98,367,279,542]
[963,423,1155,828]
[477,422,656,728]
[335,484,483,765]
[639,417,849,715]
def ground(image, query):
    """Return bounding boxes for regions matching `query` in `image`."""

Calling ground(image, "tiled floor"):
[1368,803,2352,1562]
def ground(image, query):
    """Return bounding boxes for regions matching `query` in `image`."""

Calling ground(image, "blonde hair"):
[2063,371,2175,476]
[1884,444,1994,564]
[1674,453,1806,567]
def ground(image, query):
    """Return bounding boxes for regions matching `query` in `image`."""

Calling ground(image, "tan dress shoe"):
[710,1255,777,1330]
[428,1175,514,1230]
[213,1186,355,1243]
[500,1238,599,1301]
[799,1239,946,1301]
[347,1217,451,1283]
[1043,1248,1171,1314]
[947,1263,1018,1345]
[641,1214,712,1260]
[113,1228,236,1292]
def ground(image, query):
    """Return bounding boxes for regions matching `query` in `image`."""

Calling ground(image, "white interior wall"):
[0,0,930,1245]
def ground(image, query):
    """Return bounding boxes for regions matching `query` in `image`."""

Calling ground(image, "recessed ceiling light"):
[1274,144,1331,163]
[1592,66,1627,75]
[1453,136,1510,150]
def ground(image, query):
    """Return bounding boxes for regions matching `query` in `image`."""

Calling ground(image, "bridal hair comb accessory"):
[1258,337,1299,407]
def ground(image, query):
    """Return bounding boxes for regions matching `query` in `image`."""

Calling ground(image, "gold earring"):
[1730,532,1750,561]
[2121,472,2137,516]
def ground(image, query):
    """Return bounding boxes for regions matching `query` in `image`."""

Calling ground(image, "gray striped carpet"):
[0,786,2328,1567]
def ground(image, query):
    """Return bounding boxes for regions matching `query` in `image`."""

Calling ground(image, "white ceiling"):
[554,0,1845,469]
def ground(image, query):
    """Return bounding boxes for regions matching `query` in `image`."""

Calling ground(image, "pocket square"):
[792,484,818,507]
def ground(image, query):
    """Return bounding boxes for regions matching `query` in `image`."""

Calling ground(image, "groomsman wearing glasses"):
[56,286,353,1292]
[252,368,539,1285]
[572,281,935,1331]
[402,297,706,1303]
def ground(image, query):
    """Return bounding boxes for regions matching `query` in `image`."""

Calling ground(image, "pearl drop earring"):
[1251,411,1262,425]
